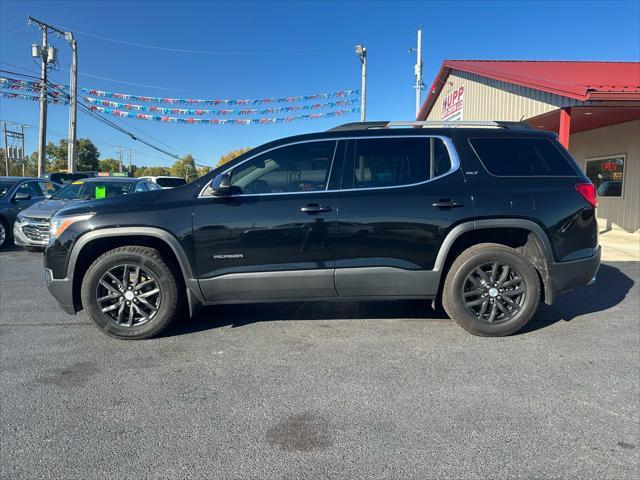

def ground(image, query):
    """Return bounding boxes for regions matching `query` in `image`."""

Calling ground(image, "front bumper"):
[549,245,601,299]
[44,268,77,314]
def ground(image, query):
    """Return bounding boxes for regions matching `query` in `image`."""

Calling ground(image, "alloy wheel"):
[461,261,526,324]
[95,263,161,327]
[0,223,5,247]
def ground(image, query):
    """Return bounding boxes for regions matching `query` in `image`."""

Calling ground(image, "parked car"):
[0,177,61,249]
[139,176,187,189]
[596,180,622,197]
[40,172,92,185]
[43,121,600,340]
[14,176,162,249]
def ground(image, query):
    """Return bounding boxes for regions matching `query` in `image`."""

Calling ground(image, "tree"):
[46,138,100,172]
[134,166,171,178]
[197,166,211,177]
[170,154,196,180]
[0,150,40,176]
[216,147,251,167]
[98,158,121,173]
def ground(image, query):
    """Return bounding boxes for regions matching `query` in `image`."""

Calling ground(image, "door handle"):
[300,204,332,214]
[432,199,465,209]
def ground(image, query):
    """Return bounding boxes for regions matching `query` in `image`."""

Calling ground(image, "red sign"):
[442,86,464,121]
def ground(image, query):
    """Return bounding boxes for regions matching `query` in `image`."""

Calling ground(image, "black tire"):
[80,246,181,339]
[442,243,540,336]
[0,217,8,249]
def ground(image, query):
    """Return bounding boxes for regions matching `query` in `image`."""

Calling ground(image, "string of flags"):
[1,74,360,125]
[81,88,359,105]
[0,76,68,92]
[83,96,359,116]
[87,104,360,125]
[0,91,68,105]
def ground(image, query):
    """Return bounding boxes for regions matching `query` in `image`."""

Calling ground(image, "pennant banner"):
[0,90,68,105]
[83,96,359,116]
[82,88,359,106]
[0,76,67,92]
[86,104,359,125]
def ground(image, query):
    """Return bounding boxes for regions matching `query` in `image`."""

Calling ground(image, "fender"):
[433,218,554,273]
[68,227,205,311]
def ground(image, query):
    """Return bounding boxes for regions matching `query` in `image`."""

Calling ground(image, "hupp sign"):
[442,86,464,121]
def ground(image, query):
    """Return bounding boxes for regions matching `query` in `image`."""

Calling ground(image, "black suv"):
[43,121,600,339]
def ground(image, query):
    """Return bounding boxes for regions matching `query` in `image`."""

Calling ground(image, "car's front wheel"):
[80,246,181,339]
[0,218,8,249]
[442,243,540,336]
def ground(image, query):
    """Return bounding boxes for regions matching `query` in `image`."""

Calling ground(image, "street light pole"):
[354,44,367,122]
[410,26,424,119]
[415,26,423,118]
[66,33,78,174]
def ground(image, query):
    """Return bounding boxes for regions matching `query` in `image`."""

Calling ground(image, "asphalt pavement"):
[1,246,638,479]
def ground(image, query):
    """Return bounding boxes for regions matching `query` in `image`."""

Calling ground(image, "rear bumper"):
[44,268,77,314]
[548,245,601,300]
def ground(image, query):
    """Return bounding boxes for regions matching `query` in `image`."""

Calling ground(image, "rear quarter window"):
[469,137,577,176]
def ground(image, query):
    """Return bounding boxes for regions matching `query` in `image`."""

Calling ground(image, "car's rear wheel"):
[442,243,540,336]
[80,246,181,339]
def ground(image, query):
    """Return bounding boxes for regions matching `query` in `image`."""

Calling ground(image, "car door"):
[333,135,474,298]
[193,139,342,302]
[6,181,44,221]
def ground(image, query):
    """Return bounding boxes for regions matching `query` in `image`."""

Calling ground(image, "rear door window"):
[156,178,186,188]
[343,137,451,190]
[469,137,577,176]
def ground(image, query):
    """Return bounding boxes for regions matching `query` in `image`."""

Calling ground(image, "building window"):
[585,155,625,198]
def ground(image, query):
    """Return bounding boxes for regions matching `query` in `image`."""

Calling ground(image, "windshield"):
[52,181,133,200]
[156,178,186,188]
[0,180,16,198]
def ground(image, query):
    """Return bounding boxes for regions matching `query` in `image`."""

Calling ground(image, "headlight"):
[49,213,95,240]
[15,214,26,223]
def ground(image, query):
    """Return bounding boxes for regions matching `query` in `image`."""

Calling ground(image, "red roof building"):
[418,60,640,232]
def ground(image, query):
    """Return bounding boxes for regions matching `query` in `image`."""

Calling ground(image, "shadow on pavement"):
[522,263,635,333]
[161,263,635,338]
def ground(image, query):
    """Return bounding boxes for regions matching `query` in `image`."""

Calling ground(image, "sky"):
[1,0,639,169]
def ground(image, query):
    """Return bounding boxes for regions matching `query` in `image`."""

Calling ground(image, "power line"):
[3,73,210,167]
[77,71,231,93]
[64,27,350,56]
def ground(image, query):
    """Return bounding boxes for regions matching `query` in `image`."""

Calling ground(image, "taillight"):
[576,183,598,208]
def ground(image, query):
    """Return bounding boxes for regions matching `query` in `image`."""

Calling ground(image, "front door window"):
[229,141,336,195]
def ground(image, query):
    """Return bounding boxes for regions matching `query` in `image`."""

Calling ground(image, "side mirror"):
[45,194,52,199]
[13,192,31,201]
[210,173,232,196]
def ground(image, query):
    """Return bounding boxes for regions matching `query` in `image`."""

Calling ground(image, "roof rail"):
[329,120,532,131]
[327,121,390,131]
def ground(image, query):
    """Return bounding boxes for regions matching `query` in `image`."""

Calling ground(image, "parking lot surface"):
[1,247,639,479]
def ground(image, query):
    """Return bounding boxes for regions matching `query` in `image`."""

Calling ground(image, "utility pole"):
[20,124,25,176]
[29,16,78,175]
[3,123,8,176]
[3,122,28,176]
[65,32,78,173]
[128,149,132,176]
[354,44,367,122]
[410,26,424,119]
[115,147,123,173]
